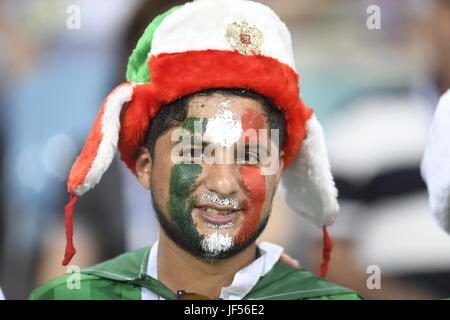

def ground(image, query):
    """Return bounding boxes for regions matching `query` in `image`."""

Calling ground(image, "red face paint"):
[235,107,267,245]
[239,108,265,144]
[236,165,265,245]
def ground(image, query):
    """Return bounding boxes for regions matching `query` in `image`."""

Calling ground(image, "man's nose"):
[204,163,240,198]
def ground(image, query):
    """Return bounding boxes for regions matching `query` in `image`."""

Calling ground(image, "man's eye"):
[247,152,259,163]
[239,152,259,165]
[179,147,202,158]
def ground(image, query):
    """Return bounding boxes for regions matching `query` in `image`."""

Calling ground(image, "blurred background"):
[1,0,449,299]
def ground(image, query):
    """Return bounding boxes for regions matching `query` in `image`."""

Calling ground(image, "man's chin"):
[197,224,239,239]
[170,221,268,261]
[163,223,252,261]
[151,195,270,261]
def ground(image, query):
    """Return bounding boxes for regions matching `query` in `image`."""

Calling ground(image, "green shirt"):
[29,246,362,300]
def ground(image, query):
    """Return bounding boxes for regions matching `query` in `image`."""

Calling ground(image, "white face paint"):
[201,232,234,256]
[204,108,242,148]
[217,100,231,108]
[200,194,239,209]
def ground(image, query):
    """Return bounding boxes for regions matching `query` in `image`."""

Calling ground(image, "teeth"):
[206,222,234,229]
[205,207,232,215]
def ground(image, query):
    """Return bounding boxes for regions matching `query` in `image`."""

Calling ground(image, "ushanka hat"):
[63,0,339,276]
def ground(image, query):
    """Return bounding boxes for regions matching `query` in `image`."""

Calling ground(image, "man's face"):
[137,93,284,260]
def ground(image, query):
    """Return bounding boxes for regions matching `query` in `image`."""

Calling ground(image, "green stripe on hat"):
[126,5,183,83]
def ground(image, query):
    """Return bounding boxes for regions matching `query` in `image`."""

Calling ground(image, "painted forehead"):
[186,94,269,126]
[185,95,269,147]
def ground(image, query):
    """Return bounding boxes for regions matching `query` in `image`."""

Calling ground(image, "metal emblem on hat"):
[225,20,264,55]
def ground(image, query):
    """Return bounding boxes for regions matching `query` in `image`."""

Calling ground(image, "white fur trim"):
[279,115,339,227]
[74,83,136,196]
[421,89,450,233]
[150,0,296,70]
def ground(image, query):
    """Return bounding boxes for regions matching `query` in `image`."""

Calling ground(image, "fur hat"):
[63,0,339,276]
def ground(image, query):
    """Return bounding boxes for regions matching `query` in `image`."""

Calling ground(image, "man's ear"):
[135,146,152,189]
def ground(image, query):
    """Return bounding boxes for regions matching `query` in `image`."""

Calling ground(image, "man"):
[29,0,361,300]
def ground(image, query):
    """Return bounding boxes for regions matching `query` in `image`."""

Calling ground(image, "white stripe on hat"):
[75,83,136,195]
[150,0,296,70]
[279,115,339,227]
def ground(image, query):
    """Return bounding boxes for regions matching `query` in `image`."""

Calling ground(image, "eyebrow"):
[171,138,209,148]
[172,133,271,150]
[242,142,268,154]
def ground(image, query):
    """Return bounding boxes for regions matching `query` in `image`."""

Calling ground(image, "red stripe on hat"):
[67,82,134,193]
[119,50,313,173]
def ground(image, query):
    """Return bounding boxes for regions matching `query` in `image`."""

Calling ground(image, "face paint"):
[200,194,239,209]
[181,117,208,135]
[204,109,242,148]
[165,155,238,259]
[234,107,267,166]
[167,162,203,244]
[171,117,207,164]
[240,108,265,143]
[201,232,234,256]
[236,165,266,245]
[231,107,267,245]
[217,100,231,108]
[157,97,273,260]
[242,108,280,175]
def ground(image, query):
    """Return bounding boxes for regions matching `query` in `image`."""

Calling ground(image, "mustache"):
[194,194,240,209]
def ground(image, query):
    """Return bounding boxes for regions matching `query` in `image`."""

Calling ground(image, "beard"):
[151,190,270,261]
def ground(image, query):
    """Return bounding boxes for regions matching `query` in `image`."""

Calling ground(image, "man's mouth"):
[203,207,235,215]
[194,203,243,225]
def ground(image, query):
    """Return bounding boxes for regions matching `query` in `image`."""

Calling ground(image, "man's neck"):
[157,230,257,299]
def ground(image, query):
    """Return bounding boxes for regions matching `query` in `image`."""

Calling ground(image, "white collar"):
[143,240,284,300]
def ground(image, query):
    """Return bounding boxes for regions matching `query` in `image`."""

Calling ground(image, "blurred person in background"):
[0,0,142,298]
[294,0,450,299]
[421,90,450,235]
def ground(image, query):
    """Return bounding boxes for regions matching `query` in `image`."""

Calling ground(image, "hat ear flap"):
[62,82,137,266]
[279,114,339,227]
[68,82,136,196]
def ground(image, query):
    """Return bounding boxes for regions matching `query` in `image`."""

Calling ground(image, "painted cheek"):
[235,108,267,245]
[168,163,203,239]
[236,165,266,245]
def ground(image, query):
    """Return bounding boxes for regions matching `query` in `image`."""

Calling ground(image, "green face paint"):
[163,117,208,255]
[174,117,208,163]
[181,117,208,135]
[169,115,208,204]
[167,162,204,244]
